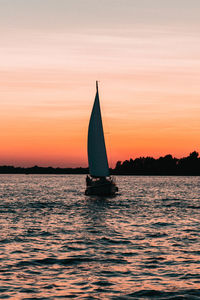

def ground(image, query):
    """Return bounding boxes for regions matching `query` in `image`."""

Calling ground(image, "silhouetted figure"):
[86,175,92,186]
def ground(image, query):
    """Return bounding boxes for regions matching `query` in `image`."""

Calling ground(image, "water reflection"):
[0,175,200,298]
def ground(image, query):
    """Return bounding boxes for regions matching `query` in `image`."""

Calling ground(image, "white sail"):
[87,82,110,177]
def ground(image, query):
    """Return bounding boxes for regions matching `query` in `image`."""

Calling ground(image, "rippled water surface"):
[0,175,200,299]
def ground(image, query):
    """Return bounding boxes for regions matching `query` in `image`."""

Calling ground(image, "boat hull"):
[85,179,118,196]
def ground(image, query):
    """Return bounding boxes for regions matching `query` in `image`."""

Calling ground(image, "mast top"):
[96,80,98,92]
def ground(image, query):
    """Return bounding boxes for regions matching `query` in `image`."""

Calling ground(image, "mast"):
[87,82,110,177]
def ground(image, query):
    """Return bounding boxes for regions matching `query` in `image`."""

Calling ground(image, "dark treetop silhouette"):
[0,151,199,175]
[113,151,200,175]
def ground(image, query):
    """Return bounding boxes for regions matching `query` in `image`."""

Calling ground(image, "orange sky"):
[0,1,200,167]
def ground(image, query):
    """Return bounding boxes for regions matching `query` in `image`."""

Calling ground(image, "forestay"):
[87,82,110,177]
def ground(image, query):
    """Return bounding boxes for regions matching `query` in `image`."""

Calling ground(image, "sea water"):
[0,175,200,299]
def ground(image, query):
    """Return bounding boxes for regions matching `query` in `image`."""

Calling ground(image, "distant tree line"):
[0,151,199,175]
[0,165,88,174]
[113,151,200,175]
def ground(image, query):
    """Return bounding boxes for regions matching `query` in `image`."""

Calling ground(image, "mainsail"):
[87,82,110,177]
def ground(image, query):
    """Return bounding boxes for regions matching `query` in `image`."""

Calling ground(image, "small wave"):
[180,273,200,279]
[27,201,53,209]
[116,289,200,299]
[100,258,127,264]
[0,238,12,244]
[162,198,180,201]
[186,205,200,209]
[146,232,168,238]
[100,237,131,245]
[0,287,10,293]
[15,256,94,268]
[26,229,53,237]
[93,280,114,287]
[151,221,173,227]
[18,287,38,294]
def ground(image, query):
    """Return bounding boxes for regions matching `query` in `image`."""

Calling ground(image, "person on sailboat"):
[86,175,92,186]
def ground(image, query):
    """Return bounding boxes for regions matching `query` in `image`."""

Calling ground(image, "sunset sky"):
[1,0,200,167]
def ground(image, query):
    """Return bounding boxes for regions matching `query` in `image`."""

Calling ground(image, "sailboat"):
[85,81,118,196]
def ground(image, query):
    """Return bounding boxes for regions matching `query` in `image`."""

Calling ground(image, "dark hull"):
[85,181,118,196]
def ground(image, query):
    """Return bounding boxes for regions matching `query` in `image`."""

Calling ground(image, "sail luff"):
[87,83,110,177]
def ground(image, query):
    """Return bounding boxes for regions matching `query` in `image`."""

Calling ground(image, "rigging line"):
[99,82,114,170]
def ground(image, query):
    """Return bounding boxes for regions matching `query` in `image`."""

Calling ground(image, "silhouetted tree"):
[113,151,200,175]
[177,151,199,175]
[0,151,199,175]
